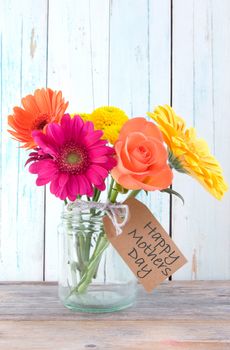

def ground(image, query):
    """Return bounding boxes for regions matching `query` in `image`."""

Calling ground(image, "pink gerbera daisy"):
[27,114,116,201]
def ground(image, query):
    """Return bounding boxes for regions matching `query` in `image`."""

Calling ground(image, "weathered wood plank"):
[0,281,229,349]
[0,320,229,350]
[172,0,230,280]
[0,0,47,280]
[0,281,229,321]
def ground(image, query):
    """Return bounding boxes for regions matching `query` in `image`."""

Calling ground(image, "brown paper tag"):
[103,197,187,292]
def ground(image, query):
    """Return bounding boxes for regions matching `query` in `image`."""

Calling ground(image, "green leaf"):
[161,188,185,205]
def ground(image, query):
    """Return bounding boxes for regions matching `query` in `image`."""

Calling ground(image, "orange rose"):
[111,118,173,191]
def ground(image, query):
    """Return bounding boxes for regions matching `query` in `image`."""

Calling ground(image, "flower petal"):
[32,131,58,156]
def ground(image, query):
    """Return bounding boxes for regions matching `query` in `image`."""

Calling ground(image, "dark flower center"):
[32,114,50,130]
[57,142,90,175]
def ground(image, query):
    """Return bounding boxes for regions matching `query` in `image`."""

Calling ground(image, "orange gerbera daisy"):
[8,88,68,149]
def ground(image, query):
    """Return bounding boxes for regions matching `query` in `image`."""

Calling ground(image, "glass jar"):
[58,204,137,313]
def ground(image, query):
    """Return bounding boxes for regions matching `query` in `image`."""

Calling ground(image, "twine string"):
[67,199,129,235]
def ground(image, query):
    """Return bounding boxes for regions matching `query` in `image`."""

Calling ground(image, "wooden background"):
[0,0,229,281]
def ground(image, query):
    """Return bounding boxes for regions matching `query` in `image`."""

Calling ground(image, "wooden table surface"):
[0,281,229,350]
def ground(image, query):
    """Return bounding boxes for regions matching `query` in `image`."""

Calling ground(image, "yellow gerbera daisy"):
[148,105,228,200]
[90,106,128,145]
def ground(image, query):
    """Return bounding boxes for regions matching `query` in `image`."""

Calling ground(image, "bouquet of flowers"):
[8,88,228,311]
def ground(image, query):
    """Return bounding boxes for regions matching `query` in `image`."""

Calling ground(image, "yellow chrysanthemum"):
[78,113,92,122]
[70,113,92,122]
[148,105,228,200]
[90,106,128,144]
[101,124,122,145]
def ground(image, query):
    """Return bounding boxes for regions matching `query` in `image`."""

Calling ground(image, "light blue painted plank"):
[0,0,47,280]
[109,0,171,229]
[45,0,110,280]
[172,0,230,279]
[147,0,171,227]
[0,22,3,266]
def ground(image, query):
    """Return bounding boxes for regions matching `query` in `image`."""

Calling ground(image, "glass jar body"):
[58,207,137,313]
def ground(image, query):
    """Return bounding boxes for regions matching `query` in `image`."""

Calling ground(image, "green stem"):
[84,232,92,263]
[110,183,119,203]
[67,234,78,286]
[93,188,101,202]
[107,178,115,200]
[76,232,86,278]
[127,189,141,198]
[84,190,101,263]
[68,231,109,295]
[72,186,141,293]
[68,182,120,297]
